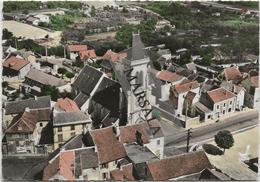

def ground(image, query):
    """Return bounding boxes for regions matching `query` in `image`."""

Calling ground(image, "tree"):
[23,9,29,14]
[57,68,67,78]
[41,85,60,101]
[2,81,8,88]
[90,6,96,17]
[214,130,234,154]
[65,71,74,81]
[2,28,13,40]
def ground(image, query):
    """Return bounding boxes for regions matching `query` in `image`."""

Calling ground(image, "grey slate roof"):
[72,65,103,96]
[53,112,90,126]
[124,144,158,164]
[4,96,51,115]
[25,69,66,87]
[63,134,84,150]
[126,33,147,61]
[74,92,89,107]
[92,77,121,117]
[75,148,98,177]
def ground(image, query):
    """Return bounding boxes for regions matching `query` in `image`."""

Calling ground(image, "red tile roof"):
[6,111,38,133]
[250,76,259,88]
[122,164,135,180]
[103,50,127,62]
[55,97,80,112]
[43,151,75,180]
[3,56,29,71]
[185,91,196,102]
[147,151,212,180]
[119,122,150,144]
[224,67,242,81]
[6,108,52,134]
[110,164,135,181]
[79,50,96,60]
[110,169,124,180]
[90,127,126,164]
[207,88,236,103]
[174,81,200,94]
[156,70,183,83]
[67,44,88,52]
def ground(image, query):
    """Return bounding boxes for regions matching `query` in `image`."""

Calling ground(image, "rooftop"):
[124,143,158,164]
[174,81,200,94]
[90,127,126,164]
[79,49,96,60]
[3,56,29,71]
[207,87,236,103]
[4,96,51,115]
[156,70,184,83]
[53,112,90,126]
[224,66,242,81]
[67,44,88,52]
[147,151,212,180]
[25,69,66,87]
[55,97,80,112]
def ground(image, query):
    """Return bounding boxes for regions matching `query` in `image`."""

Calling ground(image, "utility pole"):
[186,128,192,152]
[14,38,18,49]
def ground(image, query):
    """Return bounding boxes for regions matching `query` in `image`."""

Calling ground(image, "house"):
[110,164,135,181]
[53,112,91,149]
[157,49,171,61]
[154,70,185,101]
[220,81,246,111]
[79,49,97,62]
[34,14,50,24]
[67,45,88,60]
[43,150,75,180]
[241,76,259,109]
[119,119,165,159]
[170,80,200,117]
[87,127,127,180]
[198,87,237,120]
[72,64,104,110]
[26,16,40,26]
[221,66,242,82]
[22,69,68,95]
[54,97,80,113]
[3,56,31,79]
[5,108,52,154]
[72,65,122,128]
[145,151,212,180]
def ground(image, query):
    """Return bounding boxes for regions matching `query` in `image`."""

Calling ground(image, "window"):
[82,124,85,129]
[15,140,19,147]
[157,140,160,145]
[223,110,225,114]
[25,134,29,139]
[230,101,232,105]
[40,123,43,127]
[207,115,211,119]
[101,163,108,168]
[223,103,226,107]
[228,108,231,112]
[217,105,219,109]
[71,125,75,130]
[71,132,76,137]
[58,127,62,132]
[102,173,107,179]
[58,134,63,142]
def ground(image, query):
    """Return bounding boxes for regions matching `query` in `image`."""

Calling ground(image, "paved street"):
[164,110,259,147]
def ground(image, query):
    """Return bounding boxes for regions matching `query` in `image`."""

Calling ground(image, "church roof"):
[126,33,147,61]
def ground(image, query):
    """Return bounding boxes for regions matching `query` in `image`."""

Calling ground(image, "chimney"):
[25,107,30,112]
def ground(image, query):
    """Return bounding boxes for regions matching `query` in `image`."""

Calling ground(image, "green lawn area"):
[49,12,84,31]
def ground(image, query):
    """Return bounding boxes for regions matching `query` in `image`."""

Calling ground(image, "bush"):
[65,71,74,80]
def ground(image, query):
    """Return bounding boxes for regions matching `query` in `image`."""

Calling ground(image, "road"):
[164,110,258,147]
